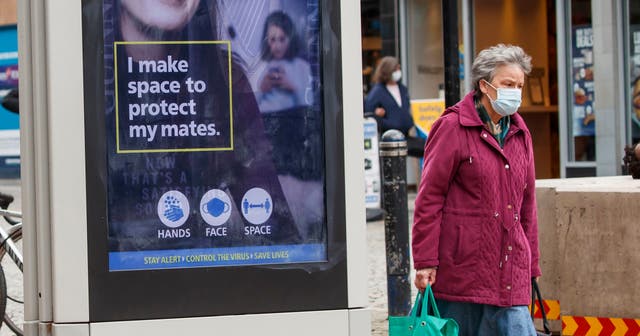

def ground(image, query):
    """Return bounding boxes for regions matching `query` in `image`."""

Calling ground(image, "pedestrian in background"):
[364,56,424,157]
[412,44,540,336]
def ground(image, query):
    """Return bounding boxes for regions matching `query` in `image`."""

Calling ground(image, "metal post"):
[442,0,461,107]
[17,0,41,334]
[379,130,410,316]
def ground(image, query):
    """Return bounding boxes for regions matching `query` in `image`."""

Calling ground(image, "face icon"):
[121,0,200,31]
[266,25,290,60]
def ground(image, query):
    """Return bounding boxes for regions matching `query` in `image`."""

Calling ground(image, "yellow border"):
[113,40,233,154]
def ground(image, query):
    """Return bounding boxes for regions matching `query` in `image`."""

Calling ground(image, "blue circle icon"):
[241,187,272,225]
[200,189,232,226]
[157,190,190,228]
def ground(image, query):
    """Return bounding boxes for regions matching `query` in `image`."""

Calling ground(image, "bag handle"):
[410,291,423,318]
[531,279,551,335]
[416,285,442,319]
[426,285,442,318]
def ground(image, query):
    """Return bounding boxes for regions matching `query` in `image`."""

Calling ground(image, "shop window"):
[628,1,640,145]
[405,0,444,100]
[361,0,381,94]
[568,0,595,161]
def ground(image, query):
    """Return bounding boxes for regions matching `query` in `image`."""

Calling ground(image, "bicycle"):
[0,192,23,336]
[1,72,25,336]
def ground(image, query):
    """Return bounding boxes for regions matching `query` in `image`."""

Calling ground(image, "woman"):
[364,56,424,157]
[412,44,540,335]
[257,10,311,113]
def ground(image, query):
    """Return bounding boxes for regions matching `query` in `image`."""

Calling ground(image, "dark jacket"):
[412,91,540,307]
[364,83,414,135]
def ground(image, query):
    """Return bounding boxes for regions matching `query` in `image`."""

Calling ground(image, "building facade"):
[362,0,640,179]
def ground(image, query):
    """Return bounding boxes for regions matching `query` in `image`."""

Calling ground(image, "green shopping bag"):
[389,286,459,336]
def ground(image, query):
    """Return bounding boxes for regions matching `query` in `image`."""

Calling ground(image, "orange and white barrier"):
[532,299,561,320]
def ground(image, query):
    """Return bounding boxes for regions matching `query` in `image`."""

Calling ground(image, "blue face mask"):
[484,80,522,116]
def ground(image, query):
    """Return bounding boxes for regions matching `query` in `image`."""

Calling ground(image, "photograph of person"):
[210,0,325,242]
[256,10,312,113]
[235,4,324,241]
[103,0,306,252]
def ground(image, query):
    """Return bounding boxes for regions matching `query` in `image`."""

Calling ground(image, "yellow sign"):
[410,99,445,136]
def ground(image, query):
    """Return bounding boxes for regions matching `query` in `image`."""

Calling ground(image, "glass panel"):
[361,0,382,95]
[569,0,595,161]
[101,0,327,271]
[406,0,444,100]
[629,1,640,144]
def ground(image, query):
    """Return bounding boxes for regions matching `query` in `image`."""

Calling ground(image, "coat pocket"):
[439,213,482,266]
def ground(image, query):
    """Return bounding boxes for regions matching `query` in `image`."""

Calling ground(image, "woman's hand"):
[414,267,437,291]
[260,66,295,93]
[260,74,275,92]
[275,72,295,92]
[374,107,386,117]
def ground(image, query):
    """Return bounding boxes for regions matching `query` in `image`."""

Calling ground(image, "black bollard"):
[442,0,461,108]
[379,130,411,317]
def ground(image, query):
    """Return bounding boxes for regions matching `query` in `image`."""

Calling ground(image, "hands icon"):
[164,204,184,222]
[158,191,189,228]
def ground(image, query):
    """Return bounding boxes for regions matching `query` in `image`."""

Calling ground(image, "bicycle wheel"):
[0,262,7,333]
[0,227,22,336]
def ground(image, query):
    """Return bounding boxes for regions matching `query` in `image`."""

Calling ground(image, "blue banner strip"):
[109,244,327,271]
[0,27,18,67]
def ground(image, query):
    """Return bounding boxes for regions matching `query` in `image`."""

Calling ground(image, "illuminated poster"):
[630,24,640,143]
[0,26,20,176]
[571,25,595,137]
[363,118,380,209]
[103,0,325,271]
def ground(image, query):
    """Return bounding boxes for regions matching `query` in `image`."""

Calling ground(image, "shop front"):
[361,0,639,179]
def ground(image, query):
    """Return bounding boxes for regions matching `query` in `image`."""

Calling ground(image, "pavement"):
[0,178,418,335]
[367,192,418,336]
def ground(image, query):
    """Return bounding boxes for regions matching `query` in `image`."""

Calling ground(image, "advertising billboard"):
[0,26,20,176]
[100,0,326,271]
[630,24,640,143]
[571,25,595,138]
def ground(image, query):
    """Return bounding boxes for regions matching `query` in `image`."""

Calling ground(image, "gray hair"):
[471,44,532,91]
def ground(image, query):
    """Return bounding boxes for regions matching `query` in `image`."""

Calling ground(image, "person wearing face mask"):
[364,56,425,157]
[412,44,540,336]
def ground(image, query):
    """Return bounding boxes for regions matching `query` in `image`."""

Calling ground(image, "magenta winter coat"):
[412,91,541,307]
